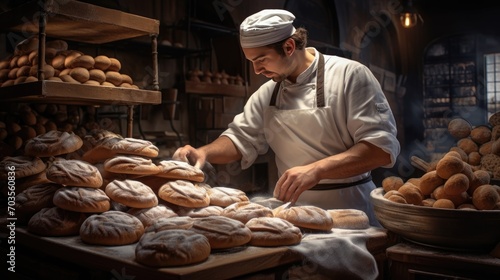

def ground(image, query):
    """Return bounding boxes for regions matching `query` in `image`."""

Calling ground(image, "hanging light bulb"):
[400,0,418,28]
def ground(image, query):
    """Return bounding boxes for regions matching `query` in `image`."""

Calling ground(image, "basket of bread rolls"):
[371,113,500,252]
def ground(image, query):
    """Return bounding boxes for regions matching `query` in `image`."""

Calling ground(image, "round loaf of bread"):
[273,204,333,231]
[191,215,252,249]
[70,67,90,83]
[81,135,122,164]
[245,217,302,247]
[108,137,159,158]
[472,184,500,210]
[208,186,249,207]
[46,158,103,188]
[63,51,83,68]
[69,55,95,69]
[0,155,46,180]
[418,170,445,196]
[178,205,224,218]
[15,183,60,221]
[158,180,210,208]
[27,206,88,236]
[221,201,274,224]
[80,210,144,245]
[250,196,285,209]
[327,209,370,229]
[135,230,210,267]
[105,179,158,208]
[104,155,160,175]
[145,216,195,233]
[25,130,83,157]
[448,118,472,139]
[105,71,122,86]
[382,176,404,192]
[107,58,121,72]
[93,55,112,70]
[155,160,205,182]
[53,186,110,213]
[11,170,51,195]
[127,204,178,228]
[88,69,106,83]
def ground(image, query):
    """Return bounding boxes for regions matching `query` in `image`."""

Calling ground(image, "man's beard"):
[272,73,287,82]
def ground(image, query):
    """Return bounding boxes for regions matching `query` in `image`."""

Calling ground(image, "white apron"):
[263,53,380,226]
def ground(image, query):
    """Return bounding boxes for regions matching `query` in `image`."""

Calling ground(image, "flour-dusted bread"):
[0,155,46,180]
[104,155,160,176]
[24,130,83,157]
[79,211,144,245]
[109,137,159,158]
[15,183,60,223]
[155,160,205,182]
[27,207,88,236]
[250,196,285,209]
[105,179,158,208]
[46,158,103,188]
[144,216,195,233]
[127,204,178,228]
[245,217,302,247]
[191,215,252,249]
[177,205,224,218]
[327,209,370,229]
[53,186,110,213]
[135,229,210,267]
[208,186,249,207]
[158,180,210,208]
[221,201,274,224]
[273,204,334,231]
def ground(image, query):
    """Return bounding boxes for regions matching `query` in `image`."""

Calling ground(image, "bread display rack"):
[0,0,161,137]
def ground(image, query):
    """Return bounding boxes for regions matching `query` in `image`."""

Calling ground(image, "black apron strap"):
[310,175,373,191]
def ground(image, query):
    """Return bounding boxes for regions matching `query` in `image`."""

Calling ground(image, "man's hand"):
[172,145,206,169]
[273,164,320,204]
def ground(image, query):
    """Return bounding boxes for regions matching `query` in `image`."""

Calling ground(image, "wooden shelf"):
[0,81,161,106]
[183,81,247,97]
[0,0,159,44]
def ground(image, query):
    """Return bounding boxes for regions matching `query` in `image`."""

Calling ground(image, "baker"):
[173,9,400,226]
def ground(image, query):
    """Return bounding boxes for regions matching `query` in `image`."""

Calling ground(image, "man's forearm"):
[199,136,242,164]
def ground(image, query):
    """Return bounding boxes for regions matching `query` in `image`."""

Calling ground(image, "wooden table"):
[12,226,397,280]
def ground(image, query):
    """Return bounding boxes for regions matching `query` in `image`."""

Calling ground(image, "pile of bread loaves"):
[381,113,500,210]
[0,36,137,88]
[1,128,371,267]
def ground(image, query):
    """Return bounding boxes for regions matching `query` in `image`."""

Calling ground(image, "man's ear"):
[283,38,295,56]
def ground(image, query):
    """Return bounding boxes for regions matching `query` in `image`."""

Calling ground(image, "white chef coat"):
[221,48,400,226]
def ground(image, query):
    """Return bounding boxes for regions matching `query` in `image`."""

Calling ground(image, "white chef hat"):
[239,9,296,48]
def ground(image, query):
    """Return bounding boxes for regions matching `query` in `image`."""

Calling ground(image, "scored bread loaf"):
[27,206,88,236]
[79,210,144,245]
[52,186,110,213]
[46,158,103,188]
[208,186,249,207]
[327,209,370,229]
[127,204,178,228]
[221,201,274,224]
[105,179,158,208]
[245,217,302,247]
[104,155,160,175]
[24,130,83,157]
[158,180,210,208]
[273,204,334,231]
[191,215,252,249]
[155,160,205,182]
[0,155,46,180]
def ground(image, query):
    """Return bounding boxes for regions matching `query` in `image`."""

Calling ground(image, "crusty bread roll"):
[51,54,66,69]
[69,55,94,69]
[177,205,224,218]
[105,71,123,86]
[27,206,88,236]
[158,180,210,208]
[127,204,178,228]
[16,65,31,77]
[155,160,204,182]
[436,155,464,179]
[104,155,160,175]
[327,209,370,229]
[221,201,274,224]
[0,155,46,180]
[443,173,469,196]
[398,182,424,205]
[191,215,252,249]
[472,184,500,210]
[17,55,30,67]
[273,204,334,231]
[121,73,133,84]
[245,216,302,247]
[45,157,103,188]
[135,230,210,267]
[80,211,144,245]
[144,216,194,233]
[15,183,60,222]
[207,186,249,207]
[431,185,469,207]
[432,198,455,209]
[418,170,445,196]
[63,51,83,68]
[93,55,111,71]
[381,176,404,193]
[53,186,110,213]
[107,58,121,72]
[88,69,106,83]
[105,179,158,208]
[448,118,472,139]
[69,67,90,83]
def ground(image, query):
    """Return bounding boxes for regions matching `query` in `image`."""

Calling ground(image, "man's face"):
[242,46,292,82]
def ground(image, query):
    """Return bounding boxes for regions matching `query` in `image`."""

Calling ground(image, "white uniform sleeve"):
[221,81,275,169]
[341,63,400,168]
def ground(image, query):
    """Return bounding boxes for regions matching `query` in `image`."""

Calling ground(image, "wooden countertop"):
[16,226,395,280]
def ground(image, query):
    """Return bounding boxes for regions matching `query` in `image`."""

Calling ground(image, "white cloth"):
[240,9,296,48]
